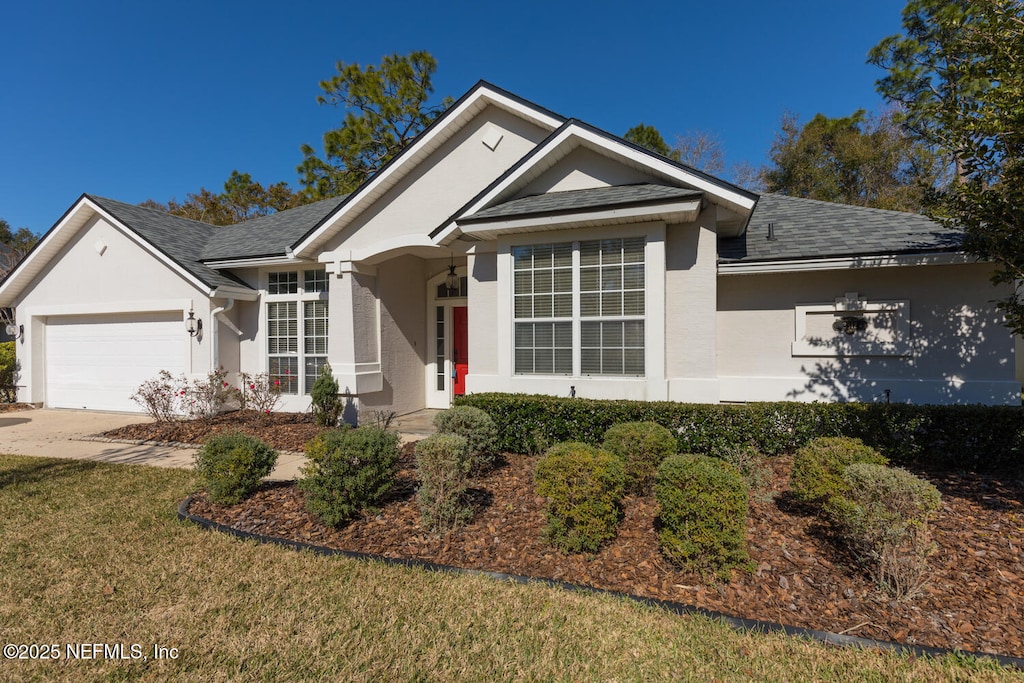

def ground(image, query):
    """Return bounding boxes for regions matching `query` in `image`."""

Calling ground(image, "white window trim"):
[262,268,330,396]
[497,223,666,386]
[792,292,911,357]
[424,266,468,409]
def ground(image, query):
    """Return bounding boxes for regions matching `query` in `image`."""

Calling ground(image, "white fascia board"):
[435,124,754,246]
[212,286,259,301]
[202,255,305,269]
[717,251,973,274]
[457,199,702,238]
[290,85,564,259]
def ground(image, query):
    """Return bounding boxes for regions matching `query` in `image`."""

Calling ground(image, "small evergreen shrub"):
[299,426,400,527]
[825,462,942,600]
[710,443,771,492]
[433,406,499,471]
[602,421,678,494]
[415,433,473,533]
[195,432,278,505]
[790,437,888,505]
[654,454,750,579]
[534,442,626,553]
[0,341,18,403]
[310,363,343,427]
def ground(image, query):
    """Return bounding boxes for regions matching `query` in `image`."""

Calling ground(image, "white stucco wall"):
[717,262,1019,404]
[515,146,661,196]
[664,208,719,402]
[357,255,427,417]
[323,106,551,257]
[11,215,212,405]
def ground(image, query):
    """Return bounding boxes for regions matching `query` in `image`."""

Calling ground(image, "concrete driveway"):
[0,408,307,480]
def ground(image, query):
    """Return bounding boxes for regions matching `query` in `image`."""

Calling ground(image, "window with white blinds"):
[512,238,645,377]
[267,270,329,394]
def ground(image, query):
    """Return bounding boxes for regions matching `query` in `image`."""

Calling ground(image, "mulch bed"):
[102,410,324,452]
[112,413,1024,657]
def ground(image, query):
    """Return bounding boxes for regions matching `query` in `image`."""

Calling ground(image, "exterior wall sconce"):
[5,323,23,341]
[833,315,868,335]
[186,310,203,337]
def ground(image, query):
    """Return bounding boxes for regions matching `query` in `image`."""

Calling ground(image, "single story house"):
[0,82,1018,414]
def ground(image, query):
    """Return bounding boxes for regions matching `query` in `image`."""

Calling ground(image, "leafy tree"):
[1,218,39,330]
[624,123,679,160]
[868,0,990,180]
[298,51,451,199]
[873,1,1024,332]
[761,108,944,211]
[142,171,301,226]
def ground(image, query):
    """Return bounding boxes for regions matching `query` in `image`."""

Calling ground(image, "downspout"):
[209,298,236,371]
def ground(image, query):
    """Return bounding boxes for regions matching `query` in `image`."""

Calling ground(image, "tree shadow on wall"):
[786,303,1017,405]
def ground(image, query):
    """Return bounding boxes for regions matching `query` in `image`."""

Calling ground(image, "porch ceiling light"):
[445,252,460,295]
[186,309,203,337]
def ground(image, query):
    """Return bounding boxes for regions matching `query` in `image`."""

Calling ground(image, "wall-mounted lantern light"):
[5,323,23,341]
[186,309,203,337]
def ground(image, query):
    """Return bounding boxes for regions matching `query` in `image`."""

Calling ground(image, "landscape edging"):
[177,494,1024,670]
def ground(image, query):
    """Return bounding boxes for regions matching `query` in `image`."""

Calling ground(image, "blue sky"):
[0,0,907,235]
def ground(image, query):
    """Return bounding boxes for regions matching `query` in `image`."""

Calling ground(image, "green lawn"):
[0,454,1017,682]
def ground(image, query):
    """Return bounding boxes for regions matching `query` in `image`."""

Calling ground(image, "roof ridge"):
[86,194,221,231]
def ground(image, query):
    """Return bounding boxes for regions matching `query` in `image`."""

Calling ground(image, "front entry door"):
[452,306,468,396]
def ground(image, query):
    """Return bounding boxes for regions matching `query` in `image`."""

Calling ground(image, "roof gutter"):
[717,251,973,274]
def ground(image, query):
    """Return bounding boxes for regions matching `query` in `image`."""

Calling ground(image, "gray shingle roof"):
[88,196,247,290]
[717,193,963,262]
[460,184,703,222]
[200,196,347,261]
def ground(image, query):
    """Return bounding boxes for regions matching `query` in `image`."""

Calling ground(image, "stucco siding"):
[322,106,550,257]
[357,255,427,416]
[515,147,661,197]
[664,209,719,401]
[467,250,498,379]
[13,215,210,404]
[717,262,1019,404]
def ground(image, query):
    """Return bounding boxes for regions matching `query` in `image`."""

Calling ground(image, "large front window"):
[513,238,645,377]
[267,269,328,394]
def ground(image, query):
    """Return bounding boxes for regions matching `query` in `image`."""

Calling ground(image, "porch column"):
[325,260,382,394]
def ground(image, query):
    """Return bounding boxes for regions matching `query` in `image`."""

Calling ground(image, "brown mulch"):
[101,410,325,452]
[113,414,1024,657]
[0,403,34,413]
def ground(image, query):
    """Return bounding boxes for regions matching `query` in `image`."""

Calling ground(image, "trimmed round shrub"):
[433,406,499,471]
[602,421,678,495]
[534,442,626,553]
[790,436,888,505]
[415,433,473,533]
[824,462,942,600]
[654,454,750,579]
[299,426,400,527]
[195,432,278,505]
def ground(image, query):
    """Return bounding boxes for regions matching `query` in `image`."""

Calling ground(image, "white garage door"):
[45,312,186,412]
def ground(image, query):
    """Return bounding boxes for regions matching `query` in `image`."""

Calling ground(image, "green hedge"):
[454,393,1024,471]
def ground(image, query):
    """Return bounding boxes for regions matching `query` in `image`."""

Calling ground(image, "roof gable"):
[433,120,758,245]
[289,81,566,258]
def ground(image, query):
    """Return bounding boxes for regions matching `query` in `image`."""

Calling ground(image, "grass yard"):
[0,454,1018,682]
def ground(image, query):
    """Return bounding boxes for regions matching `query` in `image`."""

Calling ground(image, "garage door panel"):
[46,312,186,411]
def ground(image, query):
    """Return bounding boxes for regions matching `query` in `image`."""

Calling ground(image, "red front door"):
[452,306,468,396]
